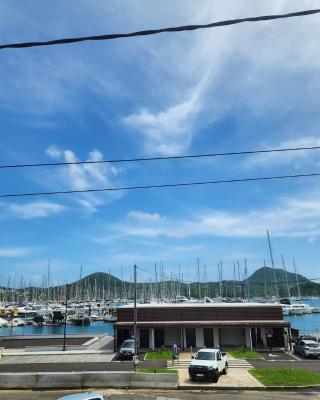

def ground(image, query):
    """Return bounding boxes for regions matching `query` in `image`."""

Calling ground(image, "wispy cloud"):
[45,146,122,212]
[123,77,208,155]
[245,136,320,169]
[5,201,65,219]
[0,247,33,257]
[109,191,320,239]
[128,210,162,221]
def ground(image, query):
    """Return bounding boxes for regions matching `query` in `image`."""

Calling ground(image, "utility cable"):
[1,171,320,199]
[1,145,320,170]
[0,9,319,50]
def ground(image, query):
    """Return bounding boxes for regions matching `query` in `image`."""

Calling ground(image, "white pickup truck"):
[188,348,228,383]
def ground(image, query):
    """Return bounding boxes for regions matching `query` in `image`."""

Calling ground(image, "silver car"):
[294,339,320,358]
[57,393,105,400]
[118,338,136,360]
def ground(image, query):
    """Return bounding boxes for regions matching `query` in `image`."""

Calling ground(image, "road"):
[0,389,318,400]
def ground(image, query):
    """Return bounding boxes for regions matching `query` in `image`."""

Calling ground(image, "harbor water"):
[284,298,320,334]
[1,299,320,337]
[0,321,114,336]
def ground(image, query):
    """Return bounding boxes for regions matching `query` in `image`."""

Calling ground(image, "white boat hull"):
[289,308,304,315]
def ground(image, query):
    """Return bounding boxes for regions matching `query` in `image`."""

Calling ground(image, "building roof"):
[115,320,290,328]
[118,302,281,309]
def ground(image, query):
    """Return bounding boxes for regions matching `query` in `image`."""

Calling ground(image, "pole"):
[133,264,137,370]
[267,230,279,301]
[62,284,69,351]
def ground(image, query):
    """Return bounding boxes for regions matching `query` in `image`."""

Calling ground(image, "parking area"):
[178,368,263,388]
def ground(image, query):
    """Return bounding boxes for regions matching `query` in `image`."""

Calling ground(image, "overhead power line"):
[0,8,319,50]
[1,171,320,199]
[1,145,320,170]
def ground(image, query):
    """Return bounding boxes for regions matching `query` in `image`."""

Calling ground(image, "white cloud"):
[122,0,320,155]
[0,247,33,257]
[128,210,162,221]
[6,201,65,219]
[111,190,320,239]
[45,146,122,211]
[245,136,320,169]
[123,77,208,155]
[45,145,62,160]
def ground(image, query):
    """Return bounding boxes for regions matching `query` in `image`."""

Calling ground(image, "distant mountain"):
[246,267,320,297]
[1,266,319,301]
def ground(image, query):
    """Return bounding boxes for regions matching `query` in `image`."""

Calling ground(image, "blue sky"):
[1,0,320,286]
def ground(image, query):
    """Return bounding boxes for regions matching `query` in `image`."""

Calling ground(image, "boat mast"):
[267,230,279,301]
[197,257,201,300]
[281,254,291,300]
[293,258,301,300]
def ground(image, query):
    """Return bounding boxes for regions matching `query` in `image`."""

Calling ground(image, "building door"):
[154,328,165,348]
[186,328,196,348]
[140,328,149,348]
[203,328,214,347]
[117,328,130,347]
[251,328,257,348]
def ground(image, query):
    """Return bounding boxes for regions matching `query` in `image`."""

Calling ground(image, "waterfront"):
[0,321,113,336]
[1,299,320,337]
[284,299,320,334]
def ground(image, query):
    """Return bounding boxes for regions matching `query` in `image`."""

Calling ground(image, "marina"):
[0,298,319,338]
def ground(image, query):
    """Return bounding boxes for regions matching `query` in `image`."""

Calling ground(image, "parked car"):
[294,339,320,358]
[57,393,105,400]
[188,348,228,383]
[118,338,136,360]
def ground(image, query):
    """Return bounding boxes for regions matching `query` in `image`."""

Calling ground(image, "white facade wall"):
[149,328,155,350]
[260,327,267,347]
[245,327,252,349]
[196,328,204,348]
[213,328,220,348]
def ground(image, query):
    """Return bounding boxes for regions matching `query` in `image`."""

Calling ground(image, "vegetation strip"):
[145,349,172,360]
[138,368,177,373]
[229,348,263,359]
[250,368,320,386]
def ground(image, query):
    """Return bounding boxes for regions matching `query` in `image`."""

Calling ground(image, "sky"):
[1,0,320,286]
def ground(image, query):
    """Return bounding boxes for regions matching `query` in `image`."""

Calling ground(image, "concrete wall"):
[0,372,178,389]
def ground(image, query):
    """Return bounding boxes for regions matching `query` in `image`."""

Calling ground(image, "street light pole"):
[62,284,69,351]
[133,264,137,370]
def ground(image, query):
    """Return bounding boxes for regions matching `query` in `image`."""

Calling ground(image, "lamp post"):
[133,265,137,370]
[62,284,69,351]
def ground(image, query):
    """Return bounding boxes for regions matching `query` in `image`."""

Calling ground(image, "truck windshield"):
[195,352,215,360]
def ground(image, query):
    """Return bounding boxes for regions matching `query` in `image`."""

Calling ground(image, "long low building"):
[114,303,290,350]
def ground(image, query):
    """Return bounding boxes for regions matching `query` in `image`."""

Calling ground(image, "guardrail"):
[0,371,178,389]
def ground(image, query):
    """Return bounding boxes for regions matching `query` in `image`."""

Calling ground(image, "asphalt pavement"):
[0,389,318,400]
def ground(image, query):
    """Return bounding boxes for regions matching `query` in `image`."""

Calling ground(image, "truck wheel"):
[212,375,219,383]
[222,363,228,375]
[189,375,195,381]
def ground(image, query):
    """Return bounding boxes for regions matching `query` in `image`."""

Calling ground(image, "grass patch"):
[229,348,263,359]
[138,368,177,374]
[145,349,172,360]
[250,368,320,387]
